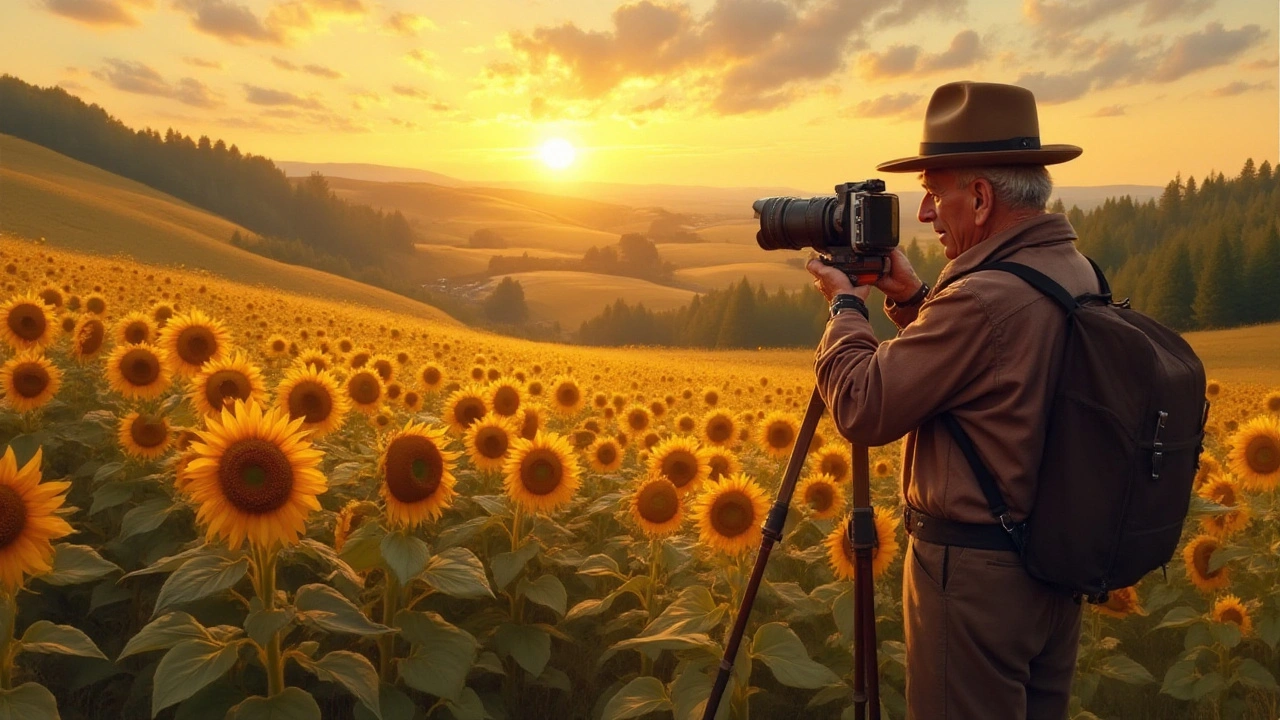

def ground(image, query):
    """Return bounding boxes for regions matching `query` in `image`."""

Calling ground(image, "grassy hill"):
[0,134,454,322]
[489,270,698,328]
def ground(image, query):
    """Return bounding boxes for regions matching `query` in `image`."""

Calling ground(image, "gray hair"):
[955,165,1053,211]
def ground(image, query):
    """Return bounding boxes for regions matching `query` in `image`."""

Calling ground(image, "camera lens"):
[753,195,840,253]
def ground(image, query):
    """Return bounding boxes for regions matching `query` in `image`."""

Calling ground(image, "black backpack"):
[944,259,1209,603]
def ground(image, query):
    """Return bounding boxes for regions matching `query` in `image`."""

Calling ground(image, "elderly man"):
[807,81,1099,719]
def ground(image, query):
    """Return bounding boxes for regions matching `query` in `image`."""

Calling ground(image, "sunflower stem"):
[640,538,662,677]
[378,573,400,683]
[254,545,286,698]
[0,592,14,690]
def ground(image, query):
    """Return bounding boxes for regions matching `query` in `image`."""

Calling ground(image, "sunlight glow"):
[538,138,576,170]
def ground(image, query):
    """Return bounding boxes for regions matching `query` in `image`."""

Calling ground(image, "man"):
[807,81,1100,719]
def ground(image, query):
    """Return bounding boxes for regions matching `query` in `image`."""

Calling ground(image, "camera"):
[753,179,900,285]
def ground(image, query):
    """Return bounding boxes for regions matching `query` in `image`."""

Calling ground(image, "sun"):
[538,138,576,170]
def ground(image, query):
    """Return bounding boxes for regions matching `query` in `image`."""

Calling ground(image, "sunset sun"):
[538,138,576,170]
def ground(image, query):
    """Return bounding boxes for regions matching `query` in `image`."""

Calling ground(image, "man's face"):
[917,169,978,261]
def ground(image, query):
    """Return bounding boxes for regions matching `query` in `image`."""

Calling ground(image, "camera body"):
[753,179,900,285]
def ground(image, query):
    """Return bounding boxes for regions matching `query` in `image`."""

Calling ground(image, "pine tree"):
[1193,233,1236,328]
[484,277,529,325]
[1144,244,1195,330]
[715,279,756,348]
[1244,224,1280,323]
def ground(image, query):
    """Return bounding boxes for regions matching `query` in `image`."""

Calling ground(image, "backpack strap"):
[939,415,1015,526]
[979,261,1079,312]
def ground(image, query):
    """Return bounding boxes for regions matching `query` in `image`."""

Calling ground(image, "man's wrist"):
[830,293,869,320]
[890,281,930,309]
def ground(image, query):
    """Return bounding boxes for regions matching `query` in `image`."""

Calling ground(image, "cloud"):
[265,0,365,40]
[848,92,924,118]
[243,84,324,109]
[350,90,384,109]
[173,0,364,45]
[385,11,434,36]
[1023,0,1212,33]
[1088,104,1126,116]
[1209,80,1274,97]
[485,0,961,118]
[271,56,343,78]
[1151,22,1267,82]
[1243,57,1276,71]
[184,56,223,69]
[93,59,223,108]
[857,30,985,79]
[41,0,152,27]
[405,49,443,75]
[390,85,452,112]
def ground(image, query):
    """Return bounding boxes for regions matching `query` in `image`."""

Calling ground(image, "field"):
[489,271,700,328]
[0,234,1278,720]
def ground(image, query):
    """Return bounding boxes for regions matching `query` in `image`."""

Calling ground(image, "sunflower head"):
[1094,585,1145,619]
[0,353,62,413]
[631,476,684,537]
[1227,415,1280,492]
[701,410,738,447]
[333,500,382,553]
[825,506,900,581]
[70,315,107,361]
[370,355,396,384]
[797,473,846,520]
[517,405,543,441]
[184,400,327,551]
[586,437,624,474]
[813,447,853,485]
[0,447,73,591]
[758,412,800,458]
[624,405,652,433]
[380,422,460,529]
[158,309,231,376]
[118,411,171,460]
[1183,534,1231,592]
[488,380,525,418]
[276,365,350,438]
[465,413,518,472]
[705,448,741,483]
[444,384,489,434]
[503,432,581,514]
[346,369,385,414]
[189,353,267,417]
[1264,392,1280,415]
[113,311,156,346]
[549,377,584,415]
[693,472,768,557]
[1,294,56,352]
[647,436,710,496]
[1211,594,1253,636]
[1198,475,1251,537]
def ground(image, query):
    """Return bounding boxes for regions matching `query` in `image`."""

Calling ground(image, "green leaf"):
[380,531,430,586]
[567,576,649,622]
[1160,659,1198,700]
[244,608,295,649]
[435,516,490,551]
[119,498,175,541]
[154,553,250,616]
[289,539,362,588]
[641,585,724,637]
[1236,659,1279,690]
[37,544,121,586]
[92,461,125,484]
[1259,613,1280,650]
[750,622,840,689]
[226,688,321,720]
[395,610,478,702]
[297,650,381,719]
[151,638,242,717]
[494,623,551,677]
[607,627,719,660]
[518,575,567,617]
[337,520,387,573]
[1207,544,1248,573]
[879,640,907,668]
[1154,606,1202,630]
[833,589,855,641]
[443,687,486,720]
[1211,620,1242,648]
[354,685,415,720]
[577,554,622,578]
[90,481,135,515]
[1093,654,1155,685]
[0,682,61,718]
[491,541,539,590]
[18,621,107,660]
[1191,671,1224,700]
[602,676,672,720]
[121,544,218,580]
[295,584,392,636]
[670,660,719,720]
[419,547,494,599]
[119,612,209,659]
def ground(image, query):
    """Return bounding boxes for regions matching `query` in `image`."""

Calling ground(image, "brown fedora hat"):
[876,81,1082,173]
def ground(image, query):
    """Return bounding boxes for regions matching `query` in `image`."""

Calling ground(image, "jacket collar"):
[935,213,1077,291]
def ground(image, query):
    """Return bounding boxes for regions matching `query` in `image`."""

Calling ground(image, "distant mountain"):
[274,161,468,187]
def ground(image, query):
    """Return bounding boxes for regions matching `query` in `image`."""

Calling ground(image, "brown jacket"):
[814,213,1100,524]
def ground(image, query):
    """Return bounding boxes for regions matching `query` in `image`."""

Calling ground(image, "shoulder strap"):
[940,414,1012,523]
[978,262,1078,313]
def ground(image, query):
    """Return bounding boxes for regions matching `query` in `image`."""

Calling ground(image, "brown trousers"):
[904,537,1083,720]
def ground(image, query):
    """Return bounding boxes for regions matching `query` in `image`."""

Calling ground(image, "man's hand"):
[806,257,870,303]
[875,249,926,304]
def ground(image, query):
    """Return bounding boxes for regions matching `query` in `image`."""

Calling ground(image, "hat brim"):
[875,145,1083,173]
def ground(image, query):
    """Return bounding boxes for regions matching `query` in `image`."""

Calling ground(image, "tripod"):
[701,387,881,720]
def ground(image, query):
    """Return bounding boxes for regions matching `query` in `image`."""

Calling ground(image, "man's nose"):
[918,195,935,223]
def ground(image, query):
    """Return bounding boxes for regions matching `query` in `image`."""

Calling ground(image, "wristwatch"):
[829,293,869,320]
[890,282,930,310]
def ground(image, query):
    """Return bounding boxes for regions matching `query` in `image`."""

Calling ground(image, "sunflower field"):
[0,238,1278,720]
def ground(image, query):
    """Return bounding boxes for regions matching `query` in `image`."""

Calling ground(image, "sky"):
[2,0,1277,194]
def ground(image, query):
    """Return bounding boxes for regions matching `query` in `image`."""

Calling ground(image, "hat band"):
[919,136,1041,156]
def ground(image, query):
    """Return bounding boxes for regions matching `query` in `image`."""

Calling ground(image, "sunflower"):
[702,388,720,407]
[0,353,62,412]
[812,447,853,485]
[1195,452,1220,492]
[825,506,900,581]
[349,349,372,369]
[265,335,291,359]
[345,369,385,415]
[118,411,171,460]
[1198,476,1251,537]
[503,432,581,514]
[624,405,652,433]
[0,294,56,351]
[188,353,268,417]
[873,460,893,478]
[700,410,737,448]
[1094,586,1145,619]
[275,365,350,438]
[488,380,525,418]
[1264,392,1280,415]
[369,355,396,384]
[379,421,460,529]
[71,315,106,361]
[1205,380,1221,398]
[586,437,624,474]
[83,293,107,315]
[517,405,543,440]
[1226,416,1280,492]
[402,390,424,413]
[693,472,769,556]
[37,286,63,309]
[465,413,517,472]
[384,382,404,403]
[443,384,489,434]
[797,473,846,520]
[114,311,156,346]
[1211,594,1253,636]
[183,400,327,551]
[549,377,584,415]
[158,309,231,377]
[150,302,175,327]
[1183,534,1231,592]
[333,500,381,553]
[758,412,800,458]
[0,447,73,591]
[632,477,684,537]
[674,413,696,434]
[295,349,331,373]
[705,447,741,483]
[418,363,445,392]
[647,436,711,496]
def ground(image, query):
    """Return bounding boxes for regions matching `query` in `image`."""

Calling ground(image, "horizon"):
[1,1,1277,196]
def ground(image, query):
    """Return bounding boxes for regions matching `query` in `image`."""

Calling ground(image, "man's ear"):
[972,177,995,226]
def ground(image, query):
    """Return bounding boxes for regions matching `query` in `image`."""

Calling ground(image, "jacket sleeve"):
[814,283,998,446]
[883,297,919,330]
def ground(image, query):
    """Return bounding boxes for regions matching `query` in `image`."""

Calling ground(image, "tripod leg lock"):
[848,507,879,550]
[762,502,788,543]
